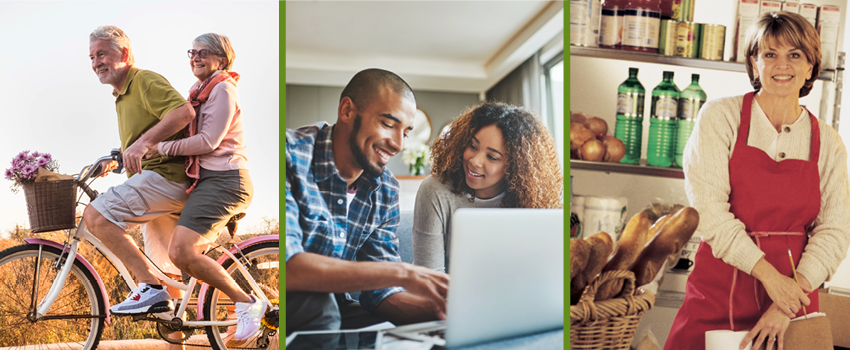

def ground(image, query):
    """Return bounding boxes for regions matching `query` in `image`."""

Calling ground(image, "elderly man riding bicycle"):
[84,25,265,341]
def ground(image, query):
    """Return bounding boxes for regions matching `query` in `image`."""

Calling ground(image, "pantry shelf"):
[570,46,836,81]
[570,159,685,179]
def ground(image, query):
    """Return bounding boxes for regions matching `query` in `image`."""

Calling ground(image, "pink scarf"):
[185,71,240,193]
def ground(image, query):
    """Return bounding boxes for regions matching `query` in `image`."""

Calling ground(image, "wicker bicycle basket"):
[22,179,77,233]
[570,270,656,350]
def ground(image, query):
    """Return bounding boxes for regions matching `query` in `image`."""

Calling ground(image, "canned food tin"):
[700,24,726,61]
[676,21,701,57]
[570,0,602,47]
[659,20,679,56]
[671,0,693,21]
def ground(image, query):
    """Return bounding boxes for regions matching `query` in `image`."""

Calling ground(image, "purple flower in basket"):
[5,150,60,194]
[21,165,37,179]
[13,151,28,163]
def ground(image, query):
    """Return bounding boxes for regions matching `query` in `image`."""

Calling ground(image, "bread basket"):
[570,270,656,350]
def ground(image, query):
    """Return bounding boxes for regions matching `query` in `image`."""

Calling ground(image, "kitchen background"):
[571,0,850,345]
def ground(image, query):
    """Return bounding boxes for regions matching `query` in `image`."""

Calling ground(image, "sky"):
[0,1,279,234]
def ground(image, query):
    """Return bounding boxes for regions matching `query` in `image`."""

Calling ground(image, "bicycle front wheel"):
[203,241,279,350]
[0,243,105,349]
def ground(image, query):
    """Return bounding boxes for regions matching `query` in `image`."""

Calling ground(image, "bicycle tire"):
[0,243,105,349]
[203,241,279,350]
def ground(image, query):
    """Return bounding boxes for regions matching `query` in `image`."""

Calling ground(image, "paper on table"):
[705,313,828,350]
[705,330,752,350]
[791,311,826,321]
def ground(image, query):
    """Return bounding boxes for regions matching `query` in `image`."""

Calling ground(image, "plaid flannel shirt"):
[285,122,404,312]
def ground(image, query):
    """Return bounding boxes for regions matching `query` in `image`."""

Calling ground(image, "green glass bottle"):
[615,67,645,164]
[648,71,679,167]
[675,73,706,167]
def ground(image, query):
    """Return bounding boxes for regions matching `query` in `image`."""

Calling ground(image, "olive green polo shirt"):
[113,66,189,183]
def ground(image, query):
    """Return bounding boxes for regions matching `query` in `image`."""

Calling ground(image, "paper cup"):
[705,330,751,350]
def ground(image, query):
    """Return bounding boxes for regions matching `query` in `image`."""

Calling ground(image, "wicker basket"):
[22,179,77,233]
[570,270,656,350]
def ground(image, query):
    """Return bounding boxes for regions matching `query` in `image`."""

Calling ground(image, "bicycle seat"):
[225,212,246,236]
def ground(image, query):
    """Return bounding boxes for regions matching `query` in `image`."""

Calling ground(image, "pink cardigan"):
[158,81,249,171]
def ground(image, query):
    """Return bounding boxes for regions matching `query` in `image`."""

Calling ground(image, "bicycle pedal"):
[152,311,175,320]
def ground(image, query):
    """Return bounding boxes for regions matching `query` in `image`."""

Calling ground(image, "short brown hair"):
[744,11,821,97]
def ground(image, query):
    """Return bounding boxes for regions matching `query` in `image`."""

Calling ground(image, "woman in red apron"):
[665,12,850,350]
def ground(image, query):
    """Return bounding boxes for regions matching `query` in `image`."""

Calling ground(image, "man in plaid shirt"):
[286,69,450,334]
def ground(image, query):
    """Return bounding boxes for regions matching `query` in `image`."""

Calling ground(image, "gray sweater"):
[412,175,504,272]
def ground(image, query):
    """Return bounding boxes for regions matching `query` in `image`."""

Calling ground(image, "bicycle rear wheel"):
[0,243,105,349]
[203,241,279,350]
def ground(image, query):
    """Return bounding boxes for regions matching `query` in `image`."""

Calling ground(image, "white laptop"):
[387,208,564,348]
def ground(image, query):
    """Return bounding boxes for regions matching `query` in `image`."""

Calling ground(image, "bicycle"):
[0,151,279,349]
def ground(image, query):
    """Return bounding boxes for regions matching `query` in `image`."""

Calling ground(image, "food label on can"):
[672,0,683,19]
[623,9,660,49]
[652,95,679,119]
[659,20,678,55]
[617,92,645,117]
[599,8,624,46]
[676,22,700,57]
[570,0,601,47]
[678,98,705,120]
[700,24,726,60]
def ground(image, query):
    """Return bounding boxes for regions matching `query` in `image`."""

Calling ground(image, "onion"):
[602,136,626,163]
[579,139,606,162]
[571,111,587,126]
[570,122,594,151]
[585,117,609,138]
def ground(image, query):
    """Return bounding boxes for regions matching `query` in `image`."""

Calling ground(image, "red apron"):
[664,92,821,350]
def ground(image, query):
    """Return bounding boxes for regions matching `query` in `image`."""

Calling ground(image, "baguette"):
[570,231,614,304]
[646,214,673,242]
[631,207,699,287]
[570,238,590,280]
[596,212,651,300]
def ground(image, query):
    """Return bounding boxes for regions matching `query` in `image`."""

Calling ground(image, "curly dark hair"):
[430,102,563,208]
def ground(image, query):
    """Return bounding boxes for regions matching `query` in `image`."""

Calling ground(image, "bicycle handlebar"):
[74,148,124,200]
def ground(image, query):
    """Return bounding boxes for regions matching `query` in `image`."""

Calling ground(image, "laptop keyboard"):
[424,328,446,338]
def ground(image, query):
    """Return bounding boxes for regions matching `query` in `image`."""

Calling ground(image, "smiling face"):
[462,124,508,199]
[750,39,813,100]
[190,43,227,81]
[89,39,129,90]
[348,84,416,178]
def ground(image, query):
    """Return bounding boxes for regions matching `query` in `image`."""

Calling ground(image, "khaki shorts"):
[90,170,189,275]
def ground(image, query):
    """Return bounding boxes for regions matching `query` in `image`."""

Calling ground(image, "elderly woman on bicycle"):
[140,33,260,341]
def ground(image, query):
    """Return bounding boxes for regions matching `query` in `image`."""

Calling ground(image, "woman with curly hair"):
[412,102,563,272]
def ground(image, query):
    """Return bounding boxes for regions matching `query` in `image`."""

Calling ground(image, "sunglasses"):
[187,49,219,59]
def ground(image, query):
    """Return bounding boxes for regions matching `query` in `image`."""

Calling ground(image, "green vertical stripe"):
[280,0,286,339]
[564,1,571,347]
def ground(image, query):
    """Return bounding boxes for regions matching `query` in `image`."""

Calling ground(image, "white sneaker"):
[110,283,174,315]
[234,295,267,341]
